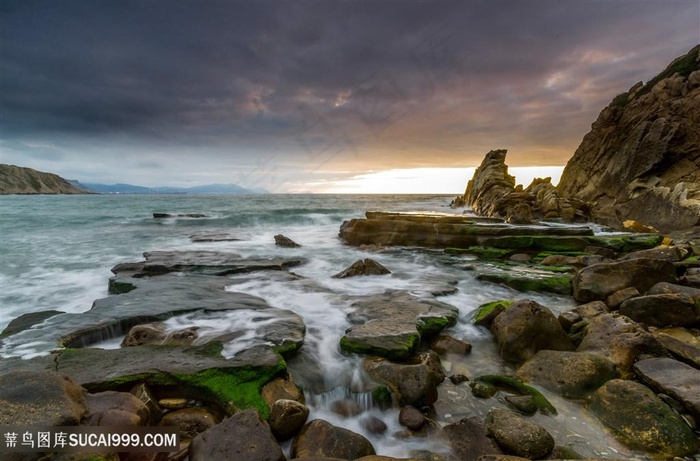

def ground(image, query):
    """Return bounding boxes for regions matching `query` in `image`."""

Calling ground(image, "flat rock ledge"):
[339,291,459,360]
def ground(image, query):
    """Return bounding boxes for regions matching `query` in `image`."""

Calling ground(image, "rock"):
[634,357,700,420]
[449,374,469,385]
[262,374,306,409]
[623,220,658,233]
[589,379,698,458]
[161,407,221,439]
[509,253,531,262]
[652,327,700,368]
[274,234,301,248]
[442,417,502,460]
[490,299,574,365]
[121,323,166,346]
[561,301,608,331]
[154,213,207,218]
[472,375,557,415]
[0,371,88,426]
[159,398,192,410]
[476,270,572,295]
[1,274,305,359]
[620,246,684,262]
[577,313,668,377]
[429,335,472,355]
[473,300,512,328]
[189,409,284,461]
[338,211,593,248]
[130,383,163,424]
[330,399,363,417]
[572,258,678,302]
[360,416,388,435]
[619,293,699,327]
[605,287,640,310]
[4,343,288,419]
[0,164,89,194]
[558,45,700,233]
[332,259,391,278]
[363,351,445,408]
[648,281,700,299]
[86,391,149,426]
[398,406,426,431]
[291,419,376,459]
[340,291,458,360]
[189,232,243,242]
[504,395,538,414]
[0,310,63,338]
[269,399,309,441]
[539,254,584,268]
[485,408,555,459]
[517,350,618,398]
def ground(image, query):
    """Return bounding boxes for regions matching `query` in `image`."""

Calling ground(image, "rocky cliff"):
[0,164,88,194]
[558,45,700,233]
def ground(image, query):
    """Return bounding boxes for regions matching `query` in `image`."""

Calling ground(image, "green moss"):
[532,265,575,273]
[339,334,419,361]
[475,374,557,415]
[476,273,572,295]
[611,92,629,107]
[474,300,513,324]
[590,234,663,252]
[483,236,590,252]
[371,385,393,408]
[636,46,699,98]
[445,246,512,260]
[416,315,455,336]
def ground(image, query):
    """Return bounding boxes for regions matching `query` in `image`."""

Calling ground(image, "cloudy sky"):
[1,1,698,193]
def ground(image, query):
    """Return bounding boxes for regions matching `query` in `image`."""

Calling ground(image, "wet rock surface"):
[485,408,554,459]
[633,357,700,420]
[291,419,376,459]
[332,258,391,278]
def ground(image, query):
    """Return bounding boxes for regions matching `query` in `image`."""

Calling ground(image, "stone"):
[262,374,306,409]
[130,383,162,424]
[605,287,640,310]
[623,220,658,233]
[589,379,698,458]
[490,299,574,365]
[86,391,149,426]
[652,327,700,368]
[509,253,531,262]
[189,409,284,461]
[269,399,310,441]
[0,310,63,338]
[121,323,167,347]
[340,291,458,360]
[485,408,554,459]
[189,232,242,242]
[429,335,472,355]
[572,258,678,302]
[291,419,376,459]
[620,246,684,262]
[0,371,88,426]
[363,351,445,408]
[517,350,618,398]
[360,416,388,435]
[274,234,301,247]
[398,406,426,431]
[442,417,502,460]
[577,313,668,378]
[558,45,700,233]
[159,398,192,410]
[161,407,221,439]
[619,293,699,327]
[332,259,391,278]
[330,399,363,417]
[634,357,700,421]
[648,281,700,299]
[504,395,538,414]
[473,300,512,328]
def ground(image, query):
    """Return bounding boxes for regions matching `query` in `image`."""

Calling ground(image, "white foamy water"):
[0,194,649,459]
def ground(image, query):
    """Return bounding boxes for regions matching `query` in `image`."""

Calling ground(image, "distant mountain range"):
[72,181,268,195]
[0,164,268,195]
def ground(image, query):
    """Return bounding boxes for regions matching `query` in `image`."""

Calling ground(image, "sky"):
[1,1,698,193]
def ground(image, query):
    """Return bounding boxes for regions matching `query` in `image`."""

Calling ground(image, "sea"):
[0,193,644,458]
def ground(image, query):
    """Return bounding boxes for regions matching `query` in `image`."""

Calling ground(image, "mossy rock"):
[476,272,572,295]
[481,236,591,252]
[474,374,557,415]
[473,300,513,327]
[590,234,664,252]
[339,328,420,361]
[54,343,286,418]
[589,379,699,458]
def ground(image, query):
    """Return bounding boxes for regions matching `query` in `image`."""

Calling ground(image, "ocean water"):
[0,194,642,458]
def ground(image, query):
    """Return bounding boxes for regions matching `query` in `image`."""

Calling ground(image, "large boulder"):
[517,350,618,398]
[268,399,310,441]
[332,259,391,278]
[291,419,376,459]
[490,299,574,365]
[634,357,700,421]
[652,327,700,368]
[577,313,667,377]
[558,45,700,233]
[86,390,150,426]
[0,371,88,426]
[589,379,698,458]
[618,293,699,327]
[572,258,678,302]
[161,407,221,439]
[485,408,555,459]
[189,409,284,461]
[363,351,445,408]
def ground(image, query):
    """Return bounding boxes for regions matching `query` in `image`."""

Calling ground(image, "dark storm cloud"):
[1,0,698,186]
